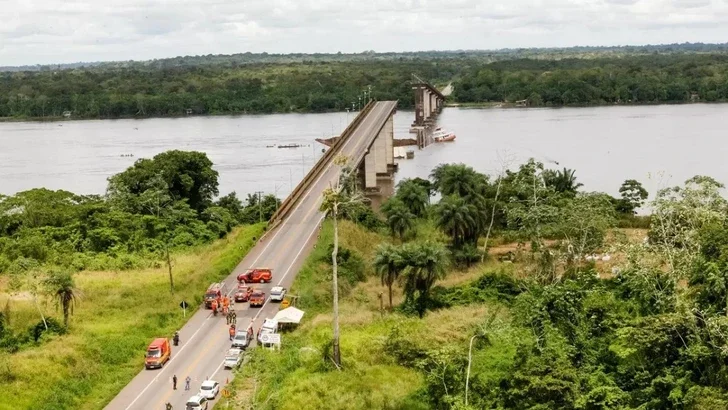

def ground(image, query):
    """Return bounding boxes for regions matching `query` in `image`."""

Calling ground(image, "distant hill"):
[3,42,728,73]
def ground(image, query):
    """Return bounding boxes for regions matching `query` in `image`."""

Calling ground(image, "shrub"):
[28,318,65,342]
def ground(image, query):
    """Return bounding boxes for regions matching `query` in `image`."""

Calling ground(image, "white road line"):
[121,104,388,410]
[123,318,211,410]
[251,213,328,322]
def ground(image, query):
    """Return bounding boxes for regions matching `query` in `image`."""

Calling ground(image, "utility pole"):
[368,85,372,102]
[256,191,264,223]
[274,183,284,213]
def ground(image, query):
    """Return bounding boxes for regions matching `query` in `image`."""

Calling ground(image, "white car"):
[198,380,219,400]
[270,286,286,302]
[186,394,209,410]
[224,348,243,369]
[231,330,251,349]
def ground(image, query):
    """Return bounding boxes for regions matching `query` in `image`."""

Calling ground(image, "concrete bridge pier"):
[410,81,445,148]
[360,113,396,210]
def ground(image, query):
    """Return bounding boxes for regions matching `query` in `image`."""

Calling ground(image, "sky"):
[2,0,728,66]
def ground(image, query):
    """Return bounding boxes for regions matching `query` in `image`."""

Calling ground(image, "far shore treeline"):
[3,44,728,120]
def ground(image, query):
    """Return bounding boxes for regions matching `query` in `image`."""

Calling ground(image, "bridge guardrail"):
[348,101,398,168]
[268,100,377,225]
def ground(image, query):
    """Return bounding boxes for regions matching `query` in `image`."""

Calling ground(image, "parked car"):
[144,338,171,369]
[186,394,209,410]
[224,348,243,369]
[249,291,266,307]
[237,268,273,283]
[270,286,286,302]
[199,380,220,400]
[231,330,251,349]
[257,318,279,344]
[234,285,253,302]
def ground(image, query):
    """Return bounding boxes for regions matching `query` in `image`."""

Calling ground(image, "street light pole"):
[256,191,264,223]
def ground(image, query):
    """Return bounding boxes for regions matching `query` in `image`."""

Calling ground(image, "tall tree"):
[430,163,482,197]
[140,176,176,293]
[44,271,80,328]
[373,243,405,309]
[107,150,219,214]
[320,155,363,369]
[395,179,429,217]
[618,179,649,215]
[435,195,478,247]
[381,198,416,240]
[401,242,449,317]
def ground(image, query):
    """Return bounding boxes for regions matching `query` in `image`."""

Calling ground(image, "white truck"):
[257,318,279,346]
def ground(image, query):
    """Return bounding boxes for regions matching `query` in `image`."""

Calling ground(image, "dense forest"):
[3,44,728,120]
[0,150,278,276]
[453,54,728,105]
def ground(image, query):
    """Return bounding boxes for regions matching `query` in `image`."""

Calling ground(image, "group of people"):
[210,295,232,316]
[226,309,237,325]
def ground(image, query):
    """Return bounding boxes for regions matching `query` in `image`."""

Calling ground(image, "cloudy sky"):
[2,0,728,66]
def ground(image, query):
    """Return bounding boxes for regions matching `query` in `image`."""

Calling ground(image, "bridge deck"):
[104,101,397,410]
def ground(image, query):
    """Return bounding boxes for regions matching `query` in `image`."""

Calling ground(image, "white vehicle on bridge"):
[270,286,286,302]
[224,348,243,369]
[199,380,220,400]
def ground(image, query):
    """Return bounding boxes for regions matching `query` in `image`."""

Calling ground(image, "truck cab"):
[204,282,225,309]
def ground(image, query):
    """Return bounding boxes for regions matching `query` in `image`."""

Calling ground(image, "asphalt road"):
[104,101,397,410]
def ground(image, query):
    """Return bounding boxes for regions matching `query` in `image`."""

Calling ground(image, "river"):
[1,104,726,200]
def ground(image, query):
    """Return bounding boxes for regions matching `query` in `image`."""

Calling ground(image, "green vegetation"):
[0,149,279,408]
[221,159,728,409]
[454,54,728,105]
[0,223,264,409]
[5,44,728,120]
[0,150,278,277]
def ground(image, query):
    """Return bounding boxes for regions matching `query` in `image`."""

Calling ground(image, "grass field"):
[0,223,265,410]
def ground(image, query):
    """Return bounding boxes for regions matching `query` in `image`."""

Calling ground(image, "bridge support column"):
[362,112,396,210]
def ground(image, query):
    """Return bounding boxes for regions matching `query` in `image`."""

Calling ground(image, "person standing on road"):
[185,376,191,391]
[172,374,177,390]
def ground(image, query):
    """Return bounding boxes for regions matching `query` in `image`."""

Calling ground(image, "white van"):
[257,318,279,344]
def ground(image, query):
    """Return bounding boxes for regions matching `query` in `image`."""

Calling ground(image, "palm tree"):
[44,271,80,328]
[381,198,416,240]
[373,244,405,309]
[319,155,363,369]
[543,167,583,196]
[435,195,478,246]
[395,179,429,216]
[401,242,449,317]
[430,163,481,197]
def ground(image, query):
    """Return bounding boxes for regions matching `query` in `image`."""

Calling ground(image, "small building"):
[515,99,528,107]
[185,108,193,115]
[62,111,72,118]
[690,93,700,102]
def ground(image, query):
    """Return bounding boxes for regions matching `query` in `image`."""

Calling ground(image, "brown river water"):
[1,104,726,200]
